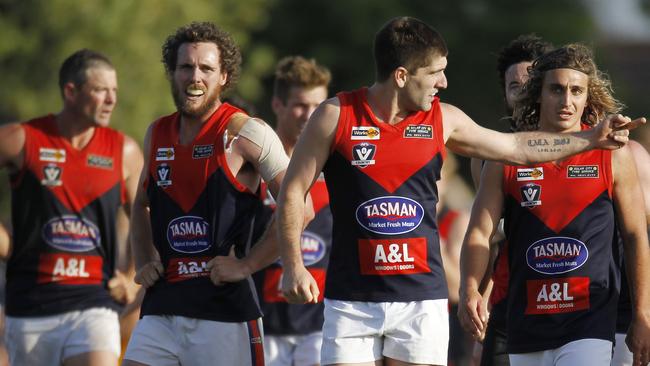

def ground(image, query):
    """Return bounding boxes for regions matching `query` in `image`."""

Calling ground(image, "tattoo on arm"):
[553,138,570,146]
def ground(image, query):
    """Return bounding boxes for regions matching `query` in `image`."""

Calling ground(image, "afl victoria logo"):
[42,215,100,252]
[356,196,424,235]
[301,231,326,266]
[167,216,211,253]
[526,237,588,275]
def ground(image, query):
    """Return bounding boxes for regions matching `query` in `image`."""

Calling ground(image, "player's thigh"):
[63,307,120,362]
[294,332,323,366]
[122,316,180,366]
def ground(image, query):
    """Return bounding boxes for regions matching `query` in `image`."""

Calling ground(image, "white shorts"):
[265,332,322,366]
[5,307,120,365]
[321,299,449,365]
[123,315,264,366]
[612,333,632,366]
[509,338,612,366]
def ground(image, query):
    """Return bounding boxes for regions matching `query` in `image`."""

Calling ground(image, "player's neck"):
[366,83,404,125]
[55,110,96,150]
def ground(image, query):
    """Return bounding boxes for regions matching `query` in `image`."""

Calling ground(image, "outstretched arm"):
[277,98,340,304]
[459,161,505,340]
[613,144,650,365]
[443,103,645,165]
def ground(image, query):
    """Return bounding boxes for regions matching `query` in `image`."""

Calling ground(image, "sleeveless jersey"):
[142,103,263,322]
[322,88,447,302]
[253,176,332,334]
[8,115,126,316]
[502,148,620,353]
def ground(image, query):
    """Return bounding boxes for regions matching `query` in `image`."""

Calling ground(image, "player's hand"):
[281,264,319,304]
[626,313,650,366]
[134,261,163,288]
[108,269,140,304]
[207,246,251,286]
[458,288,489,341]
[595,114,646,150]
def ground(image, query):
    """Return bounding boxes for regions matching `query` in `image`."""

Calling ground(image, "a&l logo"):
[351,143,376,168]
[157,164,172,188]
[520,183,541,208]
[41,164,63,186]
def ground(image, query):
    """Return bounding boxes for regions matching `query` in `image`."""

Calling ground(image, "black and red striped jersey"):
[322,88,448,302]
[141,103,263,322]
[502,147,620,353]
[7,115,126,316]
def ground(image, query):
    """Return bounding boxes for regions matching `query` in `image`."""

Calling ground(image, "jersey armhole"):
[331,95,348,155]
[9,123,29,188]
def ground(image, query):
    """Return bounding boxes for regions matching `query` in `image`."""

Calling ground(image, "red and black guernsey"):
[253,176,332,334]
[322,88,447,302]
[8,115,126,317]
[502,147,620,353]
[142,103,263,322]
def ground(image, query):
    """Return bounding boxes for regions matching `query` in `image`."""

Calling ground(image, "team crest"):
[351,143,376,168]
[520,183,541,208]
[41,164,63,186]
[156,164,172,187]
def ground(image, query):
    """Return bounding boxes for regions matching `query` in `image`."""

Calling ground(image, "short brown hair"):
[273,56,331,103]
[58,49,113,96]
[514,43,624,131]
[162,21,241,91]
[374,17,448,82]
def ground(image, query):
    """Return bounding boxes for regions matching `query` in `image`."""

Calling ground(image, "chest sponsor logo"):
[156,164,172,187]
[192,144,214,159]
[351,143,376,168]
[358,237,429,275]
[39,148,66,163]
[262,267,326,303]
[403,124,433,139]
[301,231,327,266]
[86,154,114,170]
[166,257,212,282]
[167,216,211,253]
[517,167,544,181]
[567,165,599,178]
[351,126,380,140]
[37,253,103,285]
[525,277,590,314]
[356,196,424,235]
[520,183,541,208]
[155,147,175,161]
[42,215,101,252]
[41,164,63,186]
[526,237,589,275]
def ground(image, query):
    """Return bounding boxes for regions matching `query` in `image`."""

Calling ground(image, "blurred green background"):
[1,0,649,220]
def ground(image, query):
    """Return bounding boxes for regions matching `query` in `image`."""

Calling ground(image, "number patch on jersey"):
[358,237,429,275]
[525,277,590,314]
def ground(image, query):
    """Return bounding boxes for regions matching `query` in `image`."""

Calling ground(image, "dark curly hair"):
[513,43,624,132]
[162,21,241,91]
[496,34,553,92]
[374,17,448,82]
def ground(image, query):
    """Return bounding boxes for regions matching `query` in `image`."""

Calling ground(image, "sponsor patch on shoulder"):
[351,126,380,140]
[156,147,175,161]
[192,144,214,159]
[39,148,66,163]
[517,167,543,181]
[567,165,599,178]
[403,125,433,139]
[87,154,114,169]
